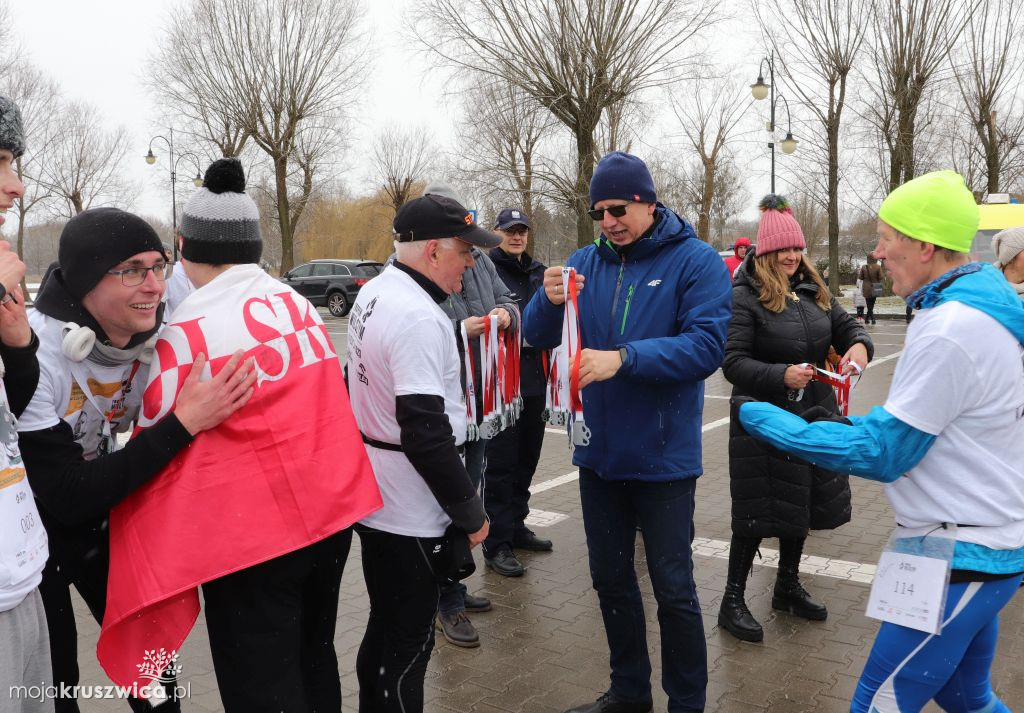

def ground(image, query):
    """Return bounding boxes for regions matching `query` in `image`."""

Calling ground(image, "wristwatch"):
[618,347,628,365]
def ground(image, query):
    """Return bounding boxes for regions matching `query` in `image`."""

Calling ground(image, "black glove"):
[801,405,852,426]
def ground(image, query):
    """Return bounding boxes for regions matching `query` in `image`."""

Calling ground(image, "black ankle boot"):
[718,536,763,642]
[772,537,827,621]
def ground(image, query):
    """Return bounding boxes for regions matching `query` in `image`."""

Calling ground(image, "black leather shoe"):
[564,692,652,713]
[485,548,525,577]
[436,611,480,648]
[512,527,553,552]
[483,549,524,577]
[464,593,492,612]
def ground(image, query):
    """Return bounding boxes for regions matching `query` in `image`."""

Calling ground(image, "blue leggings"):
[852,574,1022,712]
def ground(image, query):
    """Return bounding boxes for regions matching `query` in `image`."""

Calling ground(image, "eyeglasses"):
[588,204,630,221]
[107,263,169,286]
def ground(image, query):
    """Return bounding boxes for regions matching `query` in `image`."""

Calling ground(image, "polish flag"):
[98,264,381,690]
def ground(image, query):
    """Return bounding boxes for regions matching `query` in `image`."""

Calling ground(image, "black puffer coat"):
[723,253,874,539]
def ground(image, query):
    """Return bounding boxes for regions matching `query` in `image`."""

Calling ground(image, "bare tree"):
[952,0,1024,194]
[867,0,974,191]
[755,0,873,289]
[38,101,136,217]
[0,60,61,293]
[709,157,749,247]
[371,125,436,215]
[155,0,365,272]
[671,75,747,242]
[457,74,556,216]
[0,2,16,76]
[416,0,722,249]
[596,98,647,157]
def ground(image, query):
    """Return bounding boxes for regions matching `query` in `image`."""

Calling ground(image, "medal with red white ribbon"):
[546,267,589,448]
[809,362,863,416]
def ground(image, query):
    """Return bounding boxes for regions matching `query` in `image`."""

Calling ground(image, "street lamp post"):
[751,51,798,194]
[144,127,204,260]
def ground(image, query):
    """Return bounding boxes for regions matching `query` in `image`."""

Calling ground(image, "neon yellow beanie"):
[878,170,979,253]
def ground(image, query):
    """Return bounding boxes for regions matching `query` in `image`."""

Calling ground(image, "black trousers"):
[39,532,180,713]
[202,528,352,713]
[866,296,877,321]
[482,394,546,554]
[356,525,441,713]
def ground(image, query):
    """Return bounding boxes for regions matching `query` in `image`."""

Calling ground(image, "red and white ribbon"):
[545,267,589,448]
[461,321,478,441]
[810,362,863,416]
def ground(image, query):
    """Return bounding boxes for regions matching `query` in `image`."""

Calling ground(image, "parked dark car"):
[280,259,383,317]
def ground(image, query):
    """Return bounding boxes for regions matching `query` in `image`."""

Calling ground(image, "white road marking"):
[519,511,878,583]
[702,416,730,432]
[866,350,903,368]
[692,537,876,583]
[530,471,580,494]
[524,509,570,527]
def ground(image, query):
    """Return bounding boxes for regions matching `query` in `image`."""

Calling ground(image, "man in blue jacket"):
[523,152,732,713]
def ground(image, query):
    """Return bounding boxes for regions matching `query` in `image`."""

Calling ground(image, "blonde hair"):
[754,252,831,312]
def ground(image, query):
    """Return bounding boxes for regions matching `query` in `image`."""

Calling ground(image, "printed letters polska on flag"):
[97,265,382,690]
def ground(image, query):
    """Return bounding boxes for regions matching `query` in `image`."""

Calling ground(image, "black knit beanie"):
[0,95,25,158]
[179,158,262,265]
[58,207,165,300]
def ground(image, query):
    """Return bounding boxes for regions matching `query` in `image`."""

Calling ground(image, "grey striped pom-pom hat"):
[180,158,262,265]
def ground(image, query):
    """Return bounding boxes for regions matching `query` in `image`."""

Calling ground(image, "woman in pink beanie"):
[718,195,872,643]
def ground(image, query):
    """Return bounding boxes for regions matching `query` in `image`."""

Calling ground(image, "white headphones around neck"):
[60,323,159,364]
[60,322,95,362]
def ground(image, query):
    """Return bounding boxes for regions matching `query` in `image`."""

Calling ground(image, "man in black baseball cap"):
[394,193,502,249]
[345,194,495,710]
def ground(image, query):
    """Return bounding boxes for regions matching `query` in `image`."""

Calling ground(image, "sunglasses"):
[588,204,630,221]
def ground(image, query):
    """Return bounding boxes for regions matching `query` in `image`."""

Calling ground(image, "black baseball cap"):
[393,194,501,248]
[494,208,530,231]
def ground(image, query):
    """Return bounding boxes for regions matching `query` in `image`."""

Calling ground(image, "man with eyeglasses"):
[523,152,732,713]
[17,207,255,713]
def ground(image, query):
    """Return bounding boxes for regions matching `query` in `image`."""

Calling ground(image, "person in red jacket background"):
[723,236,751,278]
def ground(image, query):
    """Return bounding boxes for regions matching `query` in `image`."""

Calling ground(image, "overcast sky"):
[4,0,774,227]
[5,0,463,223]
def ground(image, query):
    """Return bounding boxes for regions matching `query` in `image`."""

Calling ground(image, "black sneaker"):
[463,593,492,612]
[564,692,653,713]
[485,548,525,577]
[436,611,480,648]
[512,527,553,552]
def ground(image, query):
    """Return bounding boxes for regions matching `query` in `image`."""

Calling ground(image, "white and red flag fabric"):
[97,264,381,690]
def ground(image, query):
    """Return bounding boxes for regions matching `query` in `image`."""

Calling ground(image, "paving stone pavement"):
[64,319,1023,712]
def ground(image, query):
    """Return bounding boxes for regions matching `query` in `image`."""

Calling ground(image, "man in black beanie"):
[101,157,379,713]
[17,205,257,713]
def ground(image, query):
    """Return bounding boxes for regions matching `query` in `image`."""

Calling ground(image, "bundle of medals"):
[541,267,590,449]
[461,309,523,442]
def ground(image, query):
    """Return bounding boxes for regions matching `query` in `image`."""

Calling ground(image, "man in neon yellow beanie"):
[734,170,1024,712]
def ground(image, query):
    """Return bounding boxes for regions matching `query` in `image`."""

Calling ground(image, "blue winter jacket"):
[523,206,732,481]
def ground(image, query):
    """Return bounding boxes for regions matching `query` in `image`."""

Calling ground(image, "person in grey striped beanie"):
[992,225,1024,296]
[179,157,261,265]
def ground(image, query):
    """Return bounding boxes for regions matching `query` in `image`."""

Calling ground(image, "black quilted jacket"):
[722,252,873,539]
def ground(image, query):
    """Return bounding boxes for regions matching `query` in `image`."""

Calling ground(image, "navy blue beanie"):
[589,151,657,208]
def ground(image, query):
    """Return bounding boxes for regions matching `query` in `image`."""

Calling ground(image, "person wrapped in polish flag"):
[98,159,381,711]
